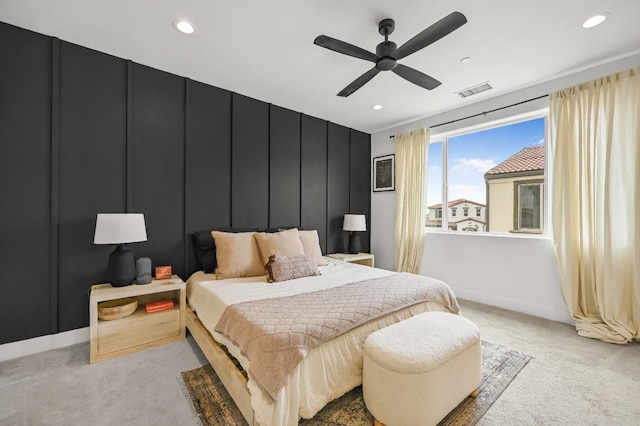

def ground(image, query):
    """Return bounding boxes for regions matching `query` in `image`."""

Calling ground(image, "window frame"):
[426,107,549,237]
[512,179,544,233]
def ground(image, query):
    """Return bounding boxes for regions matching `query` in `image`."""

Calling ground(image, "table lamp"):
[343,214,366,254]
[94,213,147,287]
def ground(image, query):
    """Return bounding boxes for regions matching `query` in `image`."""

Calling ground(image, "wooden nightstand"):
[327,252,375,268]
[89,275,186,363]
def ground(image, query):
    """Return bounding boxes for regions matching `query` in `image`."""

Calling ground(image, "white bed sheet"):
[187,258,454,426]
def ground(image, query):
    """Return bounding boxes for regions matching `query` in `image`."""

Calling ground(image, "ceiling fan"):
[314,12,467,97]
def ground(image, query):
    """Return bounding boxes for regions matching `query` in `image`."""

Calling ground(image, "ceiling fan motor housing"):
[376,41,398,70]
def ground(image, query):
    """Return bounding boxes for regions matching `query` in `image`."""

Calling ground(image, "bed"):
[185,228,460,426]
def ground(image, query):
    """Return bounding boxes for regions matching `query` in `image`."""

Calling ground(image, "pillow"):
[191,227,260,273]
[211,231,266,279]
[265,254,320,283]
[298,230,326,266]
[264,226,298,233]
[191,230,217,273]
[253,228,306,266]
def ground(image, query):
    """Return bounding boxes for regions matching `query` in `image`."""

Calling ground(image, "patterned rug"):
[182,340,531,426]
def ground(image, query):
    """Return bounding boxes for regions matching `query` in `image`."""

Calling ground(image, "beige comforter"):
[214,272,459,402]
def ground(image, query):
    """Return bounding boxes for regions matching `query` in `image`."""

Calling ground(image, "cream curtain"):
[549,66,640,344]
[394,127,429,273]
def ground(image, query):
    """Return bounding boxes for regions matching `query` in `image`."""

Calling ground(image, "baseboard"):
[453,288,574,325]
[0,327,89,363]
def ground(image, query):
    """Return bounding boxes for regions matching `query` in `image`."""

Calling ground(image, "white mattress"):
[187,258,454,426]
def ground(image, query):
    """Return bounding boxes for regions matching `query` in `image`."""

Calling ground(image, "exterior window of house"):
[515,181,544,232]
[436,209,442,219]
[425,114,546,234]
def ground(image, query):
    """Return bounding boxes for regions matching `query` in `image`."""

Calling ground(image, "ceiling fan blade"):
[314,35,379,63]
[338,67,380,97]
[392,64,441,90]
[393,11,467,60]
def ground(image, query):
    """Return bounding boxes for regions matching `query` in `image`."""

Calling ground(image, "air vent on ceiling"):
[456,81,493,98]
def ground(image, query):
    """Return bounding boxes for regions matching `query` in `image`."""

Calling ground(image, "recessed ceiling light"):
[174,19,195,34]
[460,57,472,64]
[371,104,383,110]
[582,13,609,28]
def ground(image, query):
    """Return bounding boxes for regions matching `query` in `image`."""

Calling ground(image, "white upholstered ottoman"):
[363,312,481,426]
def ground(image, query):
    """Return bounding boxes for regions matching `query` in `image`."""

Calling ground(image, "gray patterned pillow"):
[265,254,320,283]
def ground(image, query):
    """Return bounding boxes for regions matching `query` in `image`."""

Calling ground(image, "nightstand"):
[327,252,375,268]
[89,275,186,363]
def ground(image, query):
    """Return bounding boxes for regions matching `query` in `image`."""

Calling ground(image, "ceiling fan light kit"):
[314,11,467,97]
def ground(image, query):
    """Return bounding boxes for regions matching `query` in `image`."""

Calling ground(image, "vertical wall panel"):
[231,94,269,229]
[269,105,301,228]
[0,24,52,344]
[327,123,351,253]
[58,42,127,331]
[301,115,328,253]
[185,80,232,273]
[131,64,185,278]
[350,130,371,253]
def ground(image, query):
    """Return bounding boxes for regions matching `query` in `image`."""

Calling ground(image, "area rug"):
[182,340,531,426]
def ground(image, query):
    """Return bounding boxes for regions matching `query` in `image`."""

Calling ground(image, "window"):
[426,115,546,234]
[515,181,544,232]
[436,209,442,219]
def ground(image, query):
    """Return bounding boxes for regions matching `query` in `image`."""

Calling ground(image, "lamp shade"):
[343,214,366,232]
[94,213,147,244]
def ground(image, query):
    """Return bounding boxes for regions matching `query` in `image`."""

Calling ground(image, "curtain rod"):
[389,94,549,139]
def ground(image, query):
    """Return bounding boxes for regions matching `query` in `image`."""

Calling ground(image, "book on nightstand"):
[145,299,174,313]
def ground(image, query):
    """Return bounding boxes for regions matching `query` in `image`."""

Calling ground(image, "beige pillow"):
[253,228,306,266]
[298,230,326,265]
[265,254,320,283]
[211,231,265,279]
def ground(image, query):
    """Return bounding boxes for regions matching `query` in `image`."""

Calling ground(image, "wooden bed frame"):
[186,309,256,425]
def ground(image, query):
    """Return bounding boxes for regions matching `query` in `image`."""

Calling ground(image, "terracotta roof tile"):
[485,146,544,176]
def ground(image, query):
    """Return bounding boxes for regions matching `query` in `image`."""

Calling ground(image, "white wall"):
[371,51,640,325]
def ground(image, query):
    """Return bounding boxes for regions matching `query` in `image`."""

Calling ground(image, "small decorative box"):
[155,265,172,280]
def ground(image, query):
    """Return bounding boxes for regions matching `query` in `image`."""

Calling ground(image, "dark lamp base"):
[107,245,136,287]
[348,232,361,254]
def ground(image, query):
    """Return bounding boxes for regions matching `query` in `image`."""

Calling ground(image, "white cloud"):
[450,184,486,204]
[534,138,545,146]
[452,158,497,173]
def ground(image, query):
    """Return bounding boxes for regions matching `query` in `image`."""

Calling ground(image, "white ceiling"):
[1,0,639,133]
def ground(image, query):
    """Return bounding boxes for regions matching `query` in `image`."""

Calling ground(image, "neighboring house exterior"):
[426,199,486,232]
[484,146,544,233]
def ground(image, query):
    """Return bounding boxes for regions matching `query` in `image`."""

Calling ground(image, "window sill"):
[509,229,543,235]
[424,228,550,239]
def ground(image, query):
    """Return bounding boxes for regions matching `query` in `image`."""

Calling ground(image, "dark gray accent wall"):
[231,94,269,229]
[184,80,232,274]
[130,63,186,281]
[0,21,371,344]
[58,41,127,331]
[301,115,328,252]
[0,23,53,342]
[327,123,351,253]
[269,105,301,228]
[349,130,372,253]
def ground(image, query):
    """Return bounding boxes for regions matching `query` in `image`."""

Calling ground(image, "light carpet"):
[182,340,531,426]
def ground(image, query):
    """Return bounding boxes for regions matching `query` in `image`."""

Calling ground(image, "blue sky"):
[426,117,545,207]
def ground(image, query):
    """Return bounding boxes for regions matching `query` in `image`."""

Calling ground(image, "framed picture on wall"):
[373,154,395,192]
